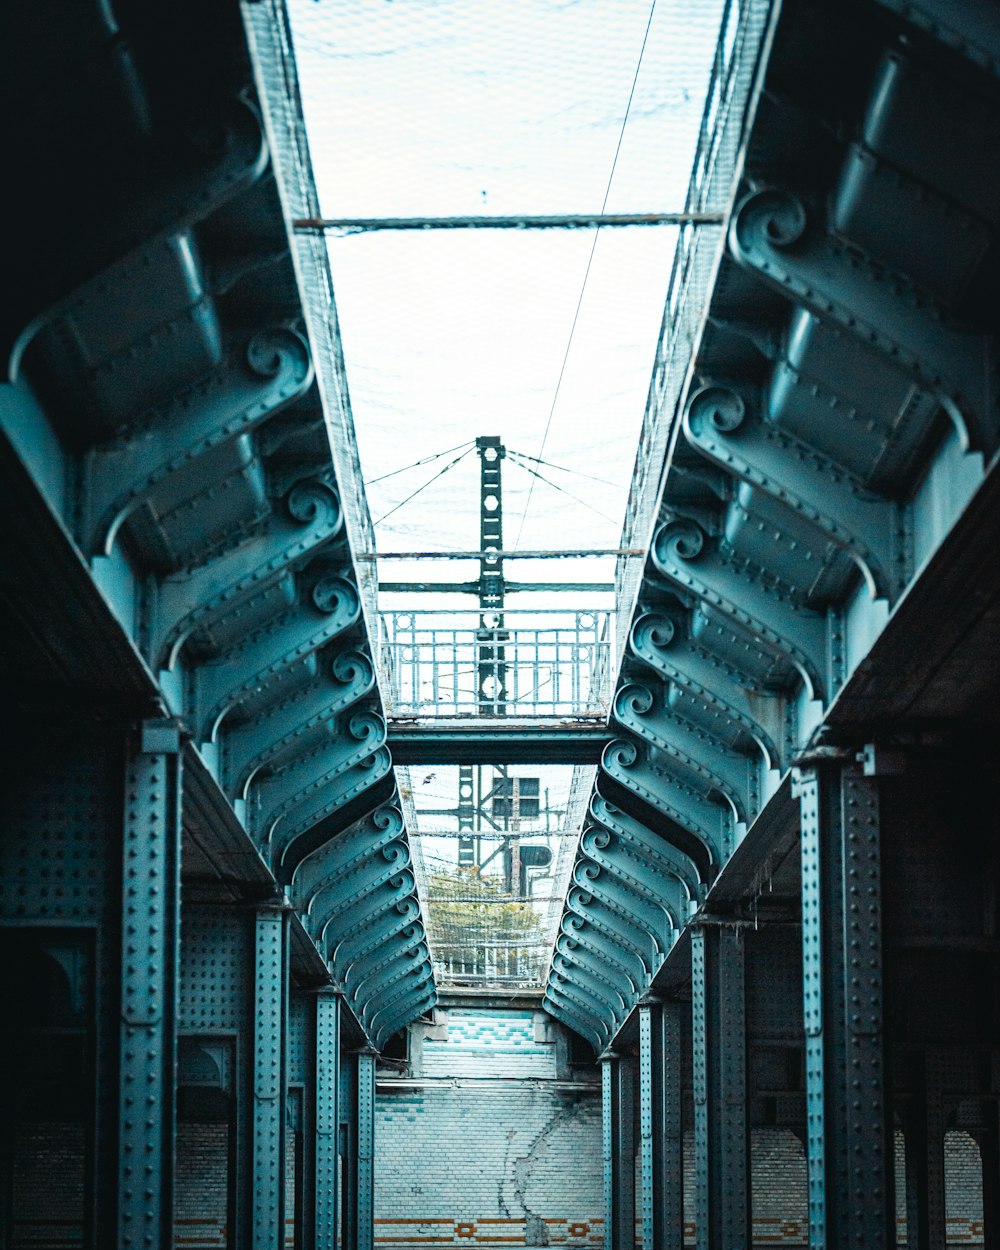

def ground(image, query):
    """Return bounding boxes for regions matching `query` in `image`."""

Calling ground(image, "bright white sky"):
[286,0,726,978]
[288,0,725,595]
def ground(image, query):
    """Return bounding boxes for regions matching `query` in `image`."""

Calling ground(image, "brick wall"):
[175,1122,228,1249]
[376,1007,604,1246]
[10,1121,85,1249]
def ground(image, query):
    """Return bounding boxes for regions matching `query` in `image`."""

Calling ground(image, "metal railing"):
[432,940,549,987]
[378,608,612,718]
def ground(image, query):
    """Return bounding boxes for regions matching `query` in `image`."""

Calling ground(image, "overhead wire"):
[506,452,623,527]
[506,447,621,490]
[373,445,475,526]
[367,439,475,486]
[511,0,660,552]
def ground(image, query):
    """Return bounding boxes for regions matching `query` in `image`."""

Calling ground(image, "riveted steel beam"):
[639,999,683,1250]
[557,925,646,995]
[575,854,682,939]
[223,649,375,796]
[117,719,182,1250]
[552,952,629,1018]
[629,611,785,771]
[652,515,831,701]
[291,806,406,901]
[80,327,314,556]
[602,1052,636,1250]
[319,870,417,954]
[343,1050,376,1250]
[151,476,344,668]
[255,710,385,833]
[590,796,707,901]
[307,989,341,1250]
[276,768,398,887]
[601,741,728,869]
[343,927,426,997]
[553,943,634,1010]
[683,383,909,602]
[565,885,658,971]
[614,681,759,822]
[10,96,269,367]
[351,947,431,1022]
[332,898,423,970]
[797,759,892,1249]
[546,981,614,1051]
[193,573,360,740]
[691,925,749,1250]
[362,965,434,1032]
[542,995,605,1054]
[250,906,289,1250]
[387,719,613,764]
[310,848,412,946]
[549,968,623,1031]
[372,987,437,1050]
[729,187,997,455]
[580,825,690,921]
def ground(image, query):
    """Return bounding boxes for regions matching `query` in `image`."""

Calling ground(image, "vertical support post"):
[639,999,683,1250]
[356,1050,376,1250]
[905,1051,946,1250]
[344,1049,376,1250]
[980,1104,1000,1250]
[602,1051,636,1250]
[798,758,892,1250]
[118,718,182,1250]
[691,926,749,1250]
[309,989,341,1250]
[252,905,289,1249]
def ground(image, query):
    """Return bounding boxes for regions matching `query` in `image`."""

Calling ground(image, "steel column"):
[344,1049,376,1250]
[798,761,892,1250]
[905,1051,947,1250]
[118,719,182,1250]
[304,989,341,1250]
[602,1051,636,1250]
[691,925,749,1250]
[252,906,289,1249]
[639,999,683,1250]
[981,1107,1000,1250]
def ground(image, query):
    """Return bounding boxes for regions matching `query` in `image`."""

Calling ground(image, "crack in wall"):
[506,1098,587,1246]
[497,1129,515,1218]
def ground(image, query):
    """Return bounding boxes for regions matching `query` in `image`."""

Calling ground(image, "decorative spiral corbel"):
[652,517,705,573]
[613,682,656,724]
[730,188,808,260]
[685,383,748,438]
[286,475,344,537]
[630,610,681,659]
[312,574,360,617]
[602,736,639,773]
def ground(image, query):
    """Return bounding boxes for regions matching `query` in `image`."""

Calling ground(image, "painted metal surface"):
[118,720,182,1249]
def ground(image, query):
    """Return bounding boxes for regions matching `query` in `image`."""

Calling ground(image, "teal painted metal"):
[387,720,612,764]
[798,762,892,1249]
[314,990,341,1250]
[602,1053,636,1250]
[252,908,288,1249]
[118,720,182,1249]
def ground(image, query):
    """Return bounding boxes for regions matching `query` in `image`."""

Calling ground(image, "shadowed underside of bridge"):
[3,1,1000,1249]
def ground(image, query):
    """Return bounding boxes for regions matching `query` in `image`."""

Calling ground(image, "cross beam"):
[387,721,612,764]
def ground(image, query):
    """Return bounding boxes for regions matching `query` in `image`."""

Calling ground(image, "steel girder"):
[291,806,436,1041]
[629,610,785,769]
[1,0,434,1054]
[544,0,1000,1056]
[223,649,375,795]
